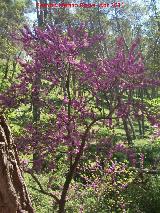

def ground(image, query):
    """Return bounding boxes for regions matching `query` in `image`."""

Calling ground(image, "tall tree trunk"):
[138,119,142,136]
[141,114,145,137]
[31,70,41,172]
[128,117,136,140]
[122,118,132,145]
[0,115,34,213]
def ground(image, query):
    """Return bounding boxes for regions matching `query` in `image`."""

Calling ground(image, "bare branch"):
[27,170,60,204]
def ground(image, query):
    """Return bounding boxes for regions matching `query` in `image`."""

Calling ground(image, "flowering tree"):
[0,24,159,212]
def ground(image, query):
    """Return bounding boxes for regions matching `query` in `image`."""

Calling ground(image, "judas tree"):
[0,24,159,212]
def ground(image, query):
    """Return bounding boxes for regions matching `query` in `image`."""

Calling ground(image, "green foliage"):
[127,175,160,213]
[137,139,160,168]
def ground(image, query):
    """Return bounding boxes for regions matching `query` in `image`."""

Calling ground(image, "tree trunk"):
[0,115,34,213]
[128,117,136,140]
[122,118,132,145]
[138,119,142,136]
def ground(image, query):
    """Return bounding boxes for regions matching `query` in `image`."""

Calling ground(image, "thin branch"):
[138,168,160,175]
[27,171,60,204]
